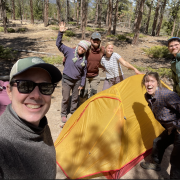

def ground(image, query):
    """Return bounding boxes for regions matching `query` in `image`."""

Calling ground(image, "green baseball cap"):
[10,57,62,83]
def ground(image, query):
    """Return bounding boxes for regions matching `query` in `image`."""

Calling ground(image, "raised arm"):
[118,57,142,75]
[56,22,71,56]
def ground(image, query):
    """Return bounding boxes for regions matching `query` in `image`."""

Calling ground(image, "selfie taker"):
[0,57,62,179]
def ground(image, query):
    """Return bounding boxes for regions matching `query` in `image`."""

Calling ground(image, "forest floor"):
[0,20,173,179]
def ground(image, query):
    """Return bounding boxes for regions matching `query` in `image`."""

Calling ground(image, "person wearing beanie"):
[56,21,91,126]
[0,57,62,179]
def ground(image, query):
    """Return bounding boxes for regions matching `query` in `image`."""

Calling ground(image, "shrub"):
[64,30,75,37]
[0,45,17,59]
[142,45,169,58]
[133,64,171,78]
[116,34,127,41]
[17,28,27,33]
[7,28,15,33]
[42,56,63,64]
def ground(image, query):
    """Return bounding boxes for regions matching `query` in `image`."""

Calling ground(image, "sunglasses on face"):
[10,80,57,95]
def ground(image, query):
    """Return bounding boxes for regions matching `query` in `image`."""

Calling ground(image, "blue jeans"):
[151,129,180,179]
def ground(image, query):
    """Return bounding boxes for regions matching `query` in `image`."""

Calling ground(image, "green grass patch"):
[86,27,94,31]
[51,36,57,40]
[42,55,63,64]
[0,27,4,32]
[95,28,105,31]
[106,34,116,38]
[0,45,17,59]
[142,45,169,58]
[68,21,76,25]
[62,35,70,41]
[51,26,59,30]
[139,34,146,38]
[64,30,75,37]
[126,32,134,37]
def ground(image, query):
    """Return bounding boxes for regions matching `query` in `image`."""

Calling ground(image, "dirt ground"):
[0,20,173,179]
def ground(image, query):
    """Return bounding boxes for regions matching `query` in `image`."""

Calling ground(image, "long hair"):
[141,72,162,88]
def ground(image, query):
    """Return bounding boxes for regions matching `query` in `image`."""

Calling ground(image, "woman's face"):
[77,45,86,55]
[144,75,158,96]
[106,45,113,56]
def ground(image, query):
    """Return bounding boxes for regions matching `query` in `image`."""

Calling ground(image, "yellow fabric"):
[55,74,171,179]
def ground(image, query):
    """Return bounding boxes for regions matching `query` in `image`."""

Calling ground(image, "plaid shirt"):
[145,87,180,134]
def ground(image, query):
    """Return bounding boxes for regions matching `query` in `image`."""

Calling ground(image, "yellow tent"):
[55,74,170,179]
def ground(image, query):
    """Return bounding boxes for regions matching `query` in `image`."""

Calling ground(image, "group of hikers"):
[0,20,180,179]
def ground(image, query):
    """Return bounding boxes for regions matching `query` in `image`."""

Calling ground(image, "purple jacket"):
[56,31,87,87]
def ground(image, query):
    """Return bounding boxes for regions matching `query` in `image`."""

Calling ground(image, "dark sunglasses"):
[10,80,57,95]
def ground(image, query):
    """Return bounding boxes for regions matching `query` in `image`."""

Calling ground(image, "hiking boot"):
[61,116,67,123]
[140,161,161,171]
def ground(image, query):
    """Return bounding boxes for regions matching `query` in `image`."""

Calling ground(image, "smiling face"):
[106,44,113,57]
[6,67,52,126]
[168,40,180,56]
[77,45,86,55]
[90,38,101,49]
[144,75,158,96]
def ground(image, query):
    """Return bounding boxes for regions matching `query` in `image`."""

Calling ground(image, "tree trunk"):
[56,0,61,23]
[1,0,7,33]
[156,0,167,36]
[66,0,70,22]
[21,0,24,20]
[46,0,49,24]
[18,0,22,24]
[106,3,109,26]
[80,0,83,29]
[112,0,119,35]
[81,0,86,39]
[176,24,180,36]
[171,17,176,37]
[85,0,88,27]
[128,2,133,28]
[132,0,145,45]
[98,0,102,28]
[76,0,80,25]
[30,0,34,24]
[107,0,112,35]
[12,0,15,20]
[144,0,153,34]
[133,0,140,32]
[95,0,99,25]
[151,0,161,36]
[44,0,49,27]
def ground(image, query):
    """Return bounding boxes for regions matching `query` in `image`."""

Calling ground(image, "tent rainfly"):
[55,74,170,179]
